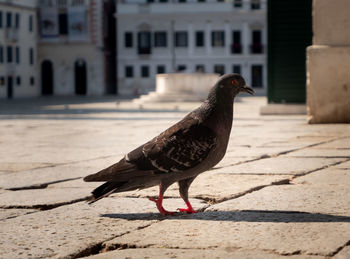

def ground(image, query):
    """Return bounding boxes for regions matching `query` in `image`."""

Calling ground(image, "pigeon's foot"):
[178,200,197,214]
[148,196,176,215]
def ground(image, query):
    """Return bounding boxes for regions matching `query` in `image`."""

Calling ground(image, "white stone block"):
[307,45,350,123]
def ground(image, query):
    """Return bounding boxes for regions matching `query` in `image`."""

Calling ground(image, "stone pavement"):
[0,96,350,259]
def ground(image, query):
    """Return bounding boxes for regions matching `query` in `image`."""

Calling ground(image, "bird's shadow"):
[101,210,350,223]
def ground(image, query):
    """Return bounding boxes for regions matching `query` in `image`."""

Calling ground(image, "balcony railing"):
[138,47,151,55]
[250,43,264,54]
[231,43,242,54]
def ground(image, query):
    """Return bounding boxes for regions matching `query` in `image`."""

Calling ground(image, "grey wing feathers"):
[83,116,217,182]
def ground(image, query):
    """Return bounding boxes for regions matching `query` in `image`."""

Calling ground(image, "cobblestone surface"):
[0,96,350,258]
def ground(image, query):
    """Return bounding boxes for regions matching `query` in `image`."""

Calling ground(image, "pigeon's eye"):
[232,79,237,85]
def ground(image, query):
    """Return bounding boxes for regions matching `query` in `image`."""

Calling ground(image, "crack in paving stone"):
[328,240,350,257]
[7,177,82,191]
[0,197,89,210]
[199,178,291,205]
[73,223,155,258]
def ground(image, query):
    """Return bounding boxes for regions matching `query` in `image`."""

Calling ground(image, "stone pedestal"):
[134,73,220,103]
[307,0,350,123]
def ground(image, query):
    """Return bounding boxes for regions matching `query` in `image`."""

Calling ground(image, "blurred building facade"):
[0,0,38,99]
[37,0,116,96]
[116,0,266,96]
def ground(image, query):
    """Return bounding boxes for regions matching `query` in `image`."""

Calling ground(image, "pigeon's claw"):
[148,196,176,215]
[177,200,197,214]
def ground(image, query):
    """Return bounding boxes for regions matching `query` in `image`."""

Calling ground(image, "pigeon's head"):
[215,73,254,98]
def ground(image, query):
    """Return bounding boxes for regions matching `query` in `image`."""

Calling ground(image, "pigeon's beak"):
[241,85,255,95]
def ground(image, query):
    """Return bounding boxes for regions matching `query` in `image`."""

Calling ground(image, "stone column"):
[206,21,212,55]
[307,0,350,123]
[224,21,230,56]
[188,22,194,57]
[242,21,250,55]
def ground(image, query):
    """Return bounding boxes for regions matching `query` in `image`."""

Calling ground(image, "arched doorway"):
[75,59,87,95]
[41,60,53,95]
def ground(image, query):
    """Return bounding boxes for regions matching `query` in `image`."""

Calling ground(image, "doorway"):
[75,59,87,95]
[7,76,13,99]
[41,60,54,95]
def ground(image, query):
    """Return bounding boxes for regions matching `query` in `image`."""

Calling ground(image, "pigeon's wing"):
[84,116,217,182]
[140,118,217,174]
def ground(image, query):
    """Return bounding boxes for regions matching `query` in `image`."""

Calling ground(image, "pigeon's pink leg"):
[178,196,197,214]
[148,194,176,215]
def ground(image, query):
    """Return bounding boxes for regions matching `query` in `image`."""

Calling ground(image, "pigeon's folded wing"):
[138,118,217,174]
[84,116,217,182]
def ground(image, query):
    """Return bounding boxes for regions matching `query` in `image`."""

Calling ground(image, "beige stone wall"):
[307,0,350,123]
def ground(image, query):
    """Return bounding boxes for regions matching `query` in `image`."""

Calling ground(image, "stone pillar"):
[206,21,212,55]
[188,22,194,57]
[224,21,230,56]
[307,0,350,123]
[242,22,249,55]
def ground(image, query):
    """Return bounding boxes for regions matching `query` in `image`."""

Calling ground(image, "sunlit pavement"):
[0,96,350,258]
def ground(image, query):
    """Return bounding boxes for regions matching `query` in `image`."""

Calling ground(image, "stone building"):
[37,0,116,96]
[116,0,267,96]
[0,0,38,99]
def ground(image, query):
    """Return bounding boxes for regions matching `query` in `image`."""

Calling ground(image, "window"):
[15,47,20,64]
[195,31,204,47]
[159,0,168,2]
[251,0,260,10]
[252,65,263,87]
[154,32,167,47]
[175,31,188,47]
[0,11,3,28]
[125,66,133,78]
[16,76,21,86]
[214,64,225,75]
[179,0,186,2]
[233,65,241,74]
[59,13,68,35]
[29,48,34,65]
[177,65,186,72]
[0,77,5,86]
[0,46,3,63]
[7,46,12,63]
[15,13,20,29]
[198,0,206,2]
[147,0,155,3]
[6,12,12,28]
[138,31,151,54]
[29,15,33,32]
[124,32,133,48]
[157,65,166,74]
[251,30,263,54]
[234,0,242,7]
[30,76,35,86]
[211,31,225,47]
[232,31,242,54]
[196,65,205,73]
[141,66,149,78]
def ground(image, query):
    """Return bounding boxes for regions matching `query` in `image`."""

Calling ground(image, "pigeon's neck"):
[200,90,234,134]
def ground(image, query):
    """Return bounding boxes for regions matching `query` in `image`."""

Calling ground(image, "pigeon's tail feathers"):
[84,158,139,182]
[87,181,127,204]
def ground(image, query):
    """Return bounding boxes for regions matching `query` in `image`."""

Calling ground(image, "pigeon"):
[84,74,254,215]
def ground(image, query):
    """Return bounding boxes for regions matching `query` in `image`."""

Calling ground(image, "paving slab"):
[0,163,55,173]
[0,156,120,190]
[0,188,91,208]
[105,213,350,256]
[82,248,325,259]
[285,148,350,158]
[211,157,346,175]
[334,246,350,259]
[0,209,37,220]
[0,197,206,259]
[110,172,291,203]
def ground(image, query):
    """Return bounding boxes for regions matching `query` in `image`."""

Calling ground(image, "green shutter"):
[268,0,312,103]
